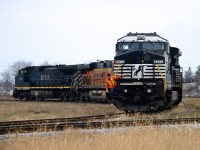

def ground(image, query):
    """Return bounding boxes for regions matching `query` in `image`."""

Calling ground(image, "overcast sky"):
[1,0,200,73]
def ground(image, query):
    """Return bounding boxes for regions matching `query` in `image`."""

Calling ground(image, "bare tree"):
[0,60,33,87]
[40,61,51,66]
[0,68,13,91]
[184,67,193,83]
[195,65,200,84]
[9,60,33,78]
[1,68,12,83]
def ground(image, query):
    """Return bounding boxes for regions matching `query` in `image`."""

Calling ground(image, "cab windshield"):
[118,42,140,50]
[143,42,165,50]
[118,42,165,51]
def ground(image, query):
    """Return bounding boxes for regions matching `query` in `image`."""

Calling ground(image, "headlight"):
[115,60,125,64]
[147,88,152,93]
[124,89,128,93]
[153,60,164,64]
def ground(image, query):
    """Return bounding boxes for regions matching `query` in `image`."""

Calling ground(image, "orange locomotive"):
[14,60,116,103]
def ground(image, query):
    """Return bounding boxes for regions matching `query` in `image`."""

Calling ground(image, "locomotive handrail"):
[114,64,124,76]
[155,64,166,94]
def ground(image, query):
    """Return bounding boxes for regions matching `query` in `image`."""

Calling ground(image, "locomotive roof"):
[117,32,168,43]
[19,60,113,71]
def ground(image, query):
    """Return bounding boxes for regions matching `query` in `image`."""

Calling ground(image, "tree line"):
[184,66,200,84]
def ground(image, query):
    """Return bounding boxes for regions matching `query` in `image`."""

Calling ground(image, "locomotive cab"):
[13,68,30,99]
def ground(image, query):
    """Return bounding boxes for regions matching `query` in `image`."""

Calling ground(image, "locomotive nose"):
[115,50,164,65]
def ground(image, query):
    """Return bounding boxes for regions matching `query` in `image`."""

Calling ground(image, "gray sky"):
[0,0,200,73]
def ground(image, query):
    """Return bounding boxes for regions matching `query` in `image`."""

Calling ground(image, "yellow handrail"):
[155,64,166,94]
[114,64,124,75]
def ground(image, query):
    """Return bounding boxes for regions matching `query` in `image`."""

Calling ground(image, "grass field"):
[0,100,120,121]
[0,98,200,121]
[0,97,200,150]
[1,125,200,150]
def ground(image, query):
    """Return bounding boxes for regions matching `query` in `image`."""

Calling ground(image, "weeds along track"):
[1,113,200,135]
[0,113,123,134]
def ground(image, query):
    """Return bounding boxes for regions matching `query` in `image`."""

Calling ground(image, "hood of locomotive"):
[114,50,166,101]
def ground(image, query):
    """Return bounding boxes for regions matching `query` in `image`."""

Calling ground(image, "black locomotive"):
[13,60,113,102]
[13,32,183,112]
[112,32,182,112]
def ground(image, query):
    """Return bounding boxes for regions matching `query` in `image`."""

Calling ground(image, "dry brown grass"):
[0,100,120,121]
[0,93,12,99]
[1,98,200,150]
[1,126,200,150]
[182,98,200,106]
[0,97,200,122]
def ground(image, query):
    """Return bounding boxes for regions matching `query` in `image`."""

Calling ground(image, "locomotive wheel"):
[77,95,80,101]
[163,92,171,108]
[87,96,90,102]
[66,96,70,101]
[163,97,170,108]
[60,96,64,101]
[82,96,85,102]
[19,96,23,100]
[106,93,113,103]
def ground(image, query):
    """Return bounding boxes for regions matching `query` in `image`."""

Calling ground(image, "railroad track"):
[0,98,111,104]
[0,113,123,134]
[1,113,200,135]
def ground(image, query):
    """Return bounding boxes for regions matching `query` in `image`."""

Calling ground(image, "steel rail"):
[0,112,123,134]
[0,98,111,103]
[0,116,200,135]
[0,112,123,125]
